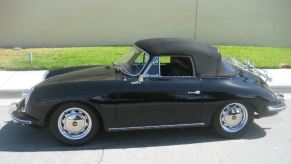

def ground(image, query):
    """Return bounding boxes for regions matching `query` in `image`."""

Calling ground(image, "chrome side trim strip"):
[108,123,205,132]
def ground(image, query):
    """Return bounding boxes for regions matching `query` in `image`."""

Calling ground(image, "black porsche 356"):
[10,38,286,145]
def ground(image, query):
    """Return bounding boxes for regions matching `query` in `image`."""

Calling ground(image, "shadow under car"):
[0,121,267,152]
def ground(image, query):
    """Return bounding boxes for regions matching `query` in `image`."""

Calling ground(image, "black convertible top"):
[135,38,235,77]
[135,38,219,58]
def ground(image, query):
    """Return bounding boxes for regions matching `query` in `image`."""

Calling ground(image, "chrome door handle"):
[188,91,200,95]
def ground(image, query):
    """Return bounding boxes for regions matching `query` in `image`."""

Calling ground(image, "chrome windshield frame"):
[114,46,151,77]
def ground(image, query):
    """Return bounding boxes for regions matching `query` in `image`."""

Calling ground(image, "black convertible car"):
[10,38,286,145]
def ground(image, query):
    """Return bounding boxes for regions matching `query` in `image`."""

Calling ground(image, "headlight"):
[24,87,34,107]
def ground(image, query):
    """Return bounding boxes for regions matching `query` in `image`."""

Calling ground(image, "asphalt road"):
[0,99,290,164]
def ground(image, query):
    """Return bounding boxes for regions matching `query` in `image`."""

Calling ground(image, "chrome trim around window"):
[115,46,151,77]
[107,123,205,132]
[142,57,157,77]
[142,55,197,78]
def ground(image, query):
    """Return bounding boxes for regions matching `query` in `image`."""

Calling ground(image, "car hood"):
[40,65,122,85]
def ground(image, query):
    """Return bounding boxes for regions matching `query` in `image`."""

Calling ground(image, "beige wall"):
[0,0,290,48]
[196,0,291,47]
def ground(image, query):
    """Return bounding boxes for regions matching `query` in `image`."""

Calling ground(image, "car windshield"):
[114,47,149,76]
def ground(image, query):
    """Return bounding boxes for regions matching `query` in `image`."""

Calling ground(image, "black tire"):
[49,103,99,145]
[212,102,254,138]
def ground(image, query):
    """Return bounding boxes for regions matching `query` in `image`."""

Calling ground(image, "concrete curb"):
[1,69,290,99]
[269,86,291,93]
[1,86,290,99]
[0,90,26,99]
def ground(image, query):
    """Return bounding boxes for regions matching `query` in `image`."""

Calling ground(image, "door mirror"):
[131,75,144,85]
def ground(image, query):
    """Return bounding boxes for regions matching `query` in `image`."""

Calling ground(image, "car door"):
[116,56,203,128]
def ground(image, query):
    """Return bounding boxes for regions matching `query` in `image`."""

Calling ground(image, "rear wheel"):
[49,103,99,145]
[212,102,254,138]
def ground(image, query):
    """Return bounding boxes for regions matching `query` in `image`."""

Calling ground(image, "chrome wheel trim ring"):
[57,107,92,140]
[219,103,248,133]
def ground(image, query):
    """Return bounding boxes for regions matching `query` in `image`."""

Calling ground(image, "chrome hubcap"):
[58,107,92,140]
[220,103,248,133]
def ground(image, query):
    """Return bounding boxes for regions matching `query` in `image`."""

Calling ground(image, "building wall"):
[196,0,291,47]
[0,0,290,48]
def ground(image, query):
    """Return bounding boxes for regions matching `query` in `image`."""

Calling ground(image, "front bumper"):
[9,103,32,125]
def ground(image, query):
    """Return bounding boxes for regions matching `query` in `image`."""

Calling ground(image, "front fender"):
[26,80,123,128]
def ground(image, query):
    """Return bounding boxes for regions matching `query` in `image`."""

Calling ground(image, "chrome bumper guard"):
[9,103,32,125]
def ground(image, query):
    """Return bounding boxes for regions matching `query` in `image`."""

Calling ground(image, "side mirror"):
[131,75,144,85]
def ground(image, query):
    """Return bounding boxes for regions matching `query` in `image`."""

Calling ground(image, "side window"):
[160,56,170,64]
[146,56,194,77]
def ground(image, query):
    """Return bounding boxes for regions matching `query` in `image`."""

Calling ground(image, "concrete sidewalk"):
[264,69,291,92]
[0,71,47,98]
[0,69,290,98]
[0,70,47,90]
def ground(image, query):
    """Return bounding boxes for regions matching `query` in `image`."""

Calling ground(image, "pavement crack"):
[97,149,105,164]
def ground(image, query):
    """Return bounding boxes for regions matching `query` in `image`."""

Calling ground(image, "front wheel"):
[49,103,99,145]
[212,102,254,138]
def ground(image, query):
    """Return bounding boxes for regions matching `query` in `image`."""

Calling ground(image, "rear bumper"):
[267,102,286,112]
[9,103,33,125]
[261,94,286,117]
